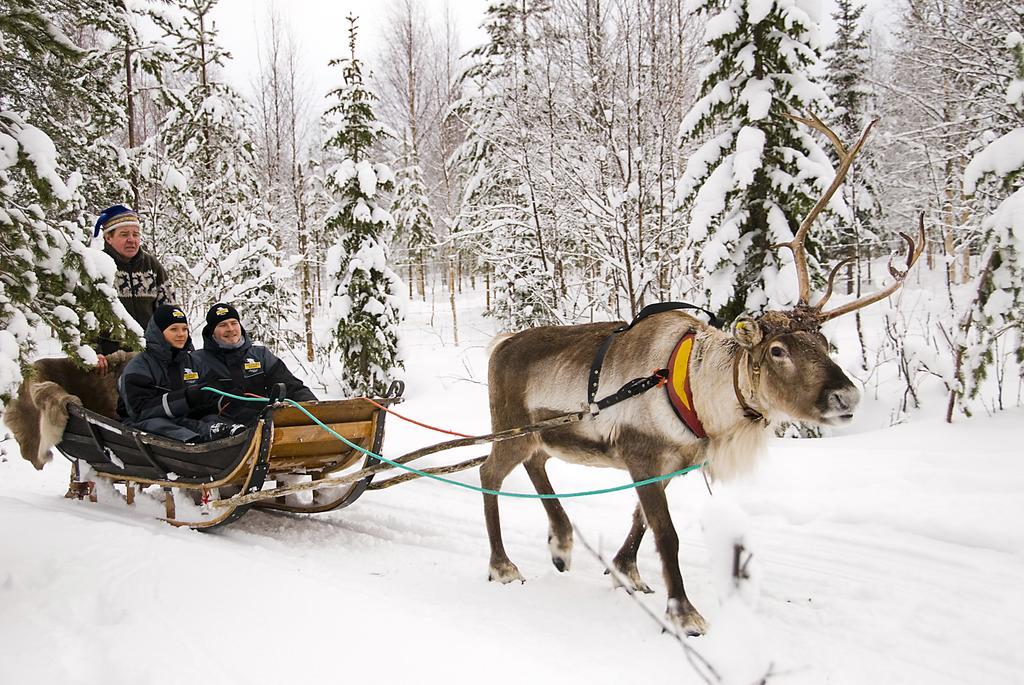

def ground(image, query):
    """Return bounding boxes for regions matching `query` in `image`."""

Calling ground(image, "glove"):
[185,384,218,411]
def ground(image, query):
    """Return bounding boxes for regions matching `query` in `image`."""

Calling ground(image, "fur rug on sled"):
[2,351,135,470]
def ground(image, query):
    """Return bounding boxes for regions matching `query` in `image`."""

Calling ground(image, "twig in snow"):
[436,374,488,387]
[572,524,721,685]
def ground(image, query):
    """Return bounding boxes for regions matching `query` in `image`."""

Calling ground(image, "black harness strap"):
[593,369,669,412]
[587,302,719,414]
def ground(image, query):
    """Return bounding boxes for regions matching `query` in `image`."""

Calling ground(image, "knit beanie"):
[203,302,242,335]
[153,305,188,331]
[93,204,141,238]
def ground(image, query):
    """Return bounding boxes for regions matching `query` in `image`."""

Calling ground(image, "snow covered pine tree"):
[677,0,841,323]
[449,0,559,330]
[960,28,1024,414]
[320,16,404,397]
[392,156,435,300]
[1,0,138,401]
[147,0,289,345]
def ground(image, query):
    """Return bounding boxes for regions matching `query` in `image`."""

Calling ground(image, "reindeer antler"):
[776,112,878,305]
[814,215,926,323]
[811,256,856,311]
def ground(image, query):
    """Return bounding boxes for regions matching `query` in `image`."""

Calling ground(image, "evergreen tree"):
[823,0,882,292]
[0,1,136,400]
[320,16,404,396]
[823,0,870,151]
[391,149,435,299]
[2,1,135,216]
[961,30,1024,409]
[104,3,184,226]
[676,0,839,322]
[148,0,285,343]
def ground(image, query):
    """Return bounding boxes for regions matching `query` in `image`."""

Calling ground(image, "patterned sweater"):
[97,244,174,354]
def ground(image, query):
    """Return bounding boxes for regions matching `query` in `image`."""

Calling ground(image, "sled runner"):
[55,383,403,529]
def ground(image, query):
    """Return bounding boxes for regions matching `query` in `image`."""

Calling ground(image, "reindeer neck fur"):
[685,330,769,481]
[583,314,769,481]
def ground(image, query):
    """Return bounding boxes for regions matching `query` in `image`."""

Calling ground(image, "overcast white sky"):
[210,0,485,106]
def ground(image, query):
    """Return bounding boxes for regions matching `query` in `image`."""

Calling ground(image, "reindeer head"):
[732,309,859,425]
[729,113,925,427]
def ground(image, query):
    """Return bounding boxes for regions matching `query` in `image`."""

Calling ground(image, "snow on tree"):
[1,1,137,216]
[676,0,840,323]
[391,153,435,299]
[450,0,560,330]
[247,9,318,352]
[96,5,198,261]
[371,0,443,302]
[372,0,471,306]
[443,2,708,325]
[146,0,288,344]
[822,0,883,293]
[878,0,1023,420]
[552,1,703,320]
[0,2,138,401]
[319,16,404,396]
[881,0,1019,287]
[823,0,873,154]
[959,29,1024,411]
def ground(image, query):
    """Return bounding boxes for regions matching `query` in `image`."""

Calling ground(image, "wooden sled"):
[55,384,403,529]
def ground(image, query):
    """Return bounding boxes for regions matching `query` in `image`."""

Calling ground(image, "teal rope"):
[203,387,704,499]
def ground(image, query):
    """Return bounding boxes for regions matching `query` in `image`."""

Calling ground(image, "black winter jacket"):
[117,319,206,422]
[193,328,317,423]
[98,244,174,355]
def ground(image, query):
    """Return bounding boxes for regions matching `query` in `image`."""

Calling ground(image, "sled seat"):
[266,400,383,475]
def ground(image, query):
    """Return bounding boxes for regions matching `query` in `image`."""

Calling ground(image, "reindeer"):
[480,114,924,636]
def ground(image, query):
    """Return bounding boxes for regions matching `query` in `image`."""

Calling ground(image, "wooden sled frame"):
[55,389,401,530]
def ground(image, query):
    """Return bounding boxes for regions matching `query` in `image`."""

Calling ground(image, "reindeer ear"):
[732,316,763,349]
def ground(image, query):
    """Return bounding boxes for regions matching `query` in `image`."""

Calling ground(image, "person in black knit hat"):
[117,305,244,443]
[194,302,317,424]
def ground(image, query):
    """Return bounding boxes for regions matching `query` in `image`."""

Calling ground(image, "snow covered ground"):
[1,290,1022,684]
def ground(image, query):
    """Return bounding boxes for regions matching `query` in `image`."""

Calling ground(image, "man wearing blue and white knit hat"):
[93,204,175,373]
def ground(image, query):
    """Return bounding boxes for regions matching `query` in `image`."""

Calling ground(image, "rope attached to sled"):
[357,396,475,438]
[203,388,705,499]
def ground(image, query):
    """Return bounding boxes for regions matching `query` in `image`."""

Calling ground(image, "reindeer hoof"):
[488,561,525,584]
[549,535,572,573]
[606,562,654,594]
[667,599,707,637]
[631,578,655,594]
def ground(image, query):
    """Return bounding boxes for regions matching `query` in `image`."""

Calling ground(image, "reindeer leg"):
[480,441,527,584]
[609,501,654,593]
[632,473,707,637]
[523,452,573,572]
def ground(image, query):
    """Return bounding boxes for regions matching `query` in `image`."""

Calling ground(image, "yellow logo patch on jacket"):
[244,359,262,371]
[183,368,199,381]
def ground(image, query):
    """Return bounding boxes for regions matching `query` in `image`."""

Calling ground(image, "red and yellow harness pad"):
[666,333,707,439]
